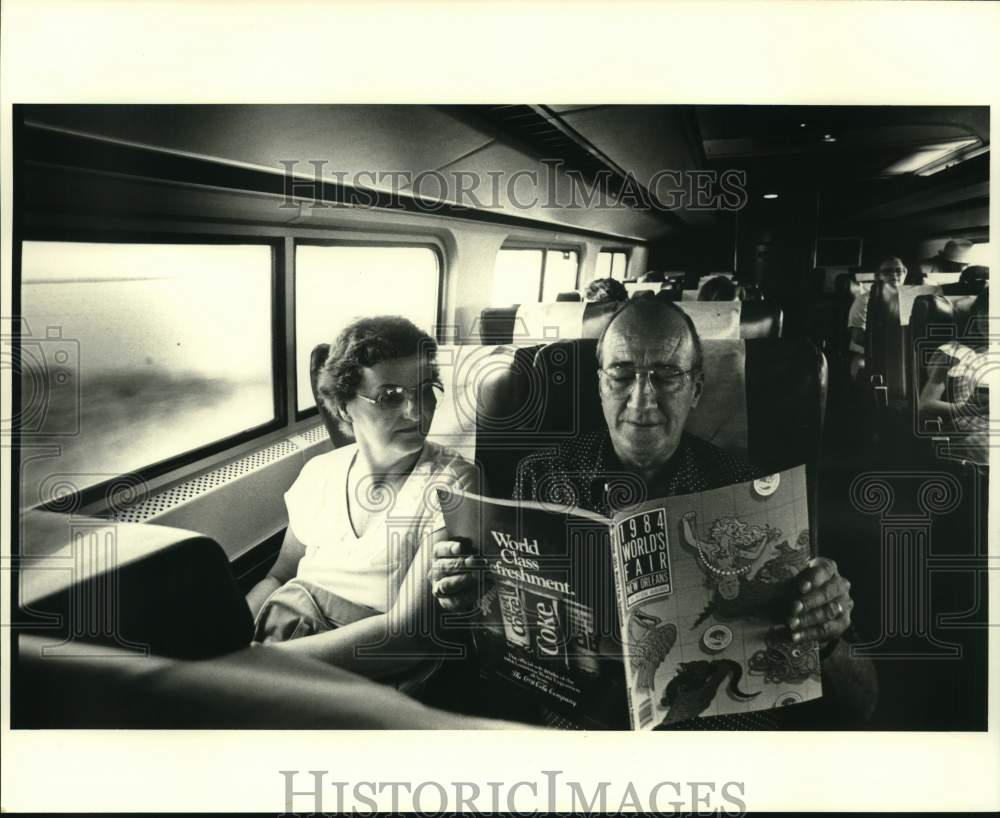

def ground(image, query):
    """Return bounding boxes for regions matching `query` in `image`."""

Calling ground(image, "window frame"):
[494,241,582,304]
[598,247,631,280]
[291,238,445,421]
[16,230,287,512]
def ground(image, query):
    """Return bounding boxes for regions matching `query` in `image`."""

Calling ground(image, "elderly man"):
[431,298,878,728]
[846,256,906,380]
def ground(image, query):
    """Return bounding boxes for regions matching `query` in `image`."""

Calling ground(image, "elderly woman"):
[246,316,479,684]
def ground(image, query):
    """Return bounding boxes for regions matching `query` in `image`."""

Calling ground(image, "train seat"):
[17,510,253,661]
[865,282,941,409]
[739,299,784,339]
[807,272,862,367]
[624,281,661,299]
[655,280,683,301]
[555,290,581,301]
[473,337,826,533]
[477,299,782,345]
[309,342,355,448]
[15,634,518,729]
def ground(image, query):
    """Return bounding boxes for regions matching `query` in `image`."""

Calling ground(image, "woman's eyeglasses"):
[356,380,444,412]
[598,364,699,397]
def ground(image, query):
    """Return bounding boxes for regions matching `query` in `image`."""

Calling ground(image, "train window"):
[19,241,274,505]
[540,249,580,301]
[295,245,441,411]
[492,247,580,304]
[596,249,628,280]
[492,248,543,305]
[966,241,992,267]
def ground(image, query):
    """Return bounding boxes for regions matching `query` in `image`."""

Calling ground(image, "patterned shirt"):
[513,430,761,517]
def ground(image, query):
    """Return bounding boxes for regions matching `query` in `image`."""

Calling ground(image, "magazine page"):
[438,488,630,728]
[608,466,821,730]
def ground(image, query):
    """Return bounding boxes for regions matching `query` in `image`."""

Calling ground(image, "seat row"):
[478,298,782,345]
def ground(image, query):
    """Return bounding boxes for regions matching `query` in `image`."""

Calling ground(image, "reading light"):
[763,193,779,200]
[799,123,807,128]
[823,134,837,143]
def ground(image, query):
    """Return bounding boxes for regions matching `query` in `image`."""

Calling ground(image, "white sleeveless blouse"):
[285,441,477,612]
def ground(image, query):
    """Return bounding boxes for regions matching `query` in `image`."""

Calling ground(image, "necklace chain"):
[696,542,754,577]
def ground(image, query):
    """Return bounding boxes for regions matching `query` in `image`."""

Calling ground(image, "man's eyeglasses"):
[356,380,444,412]
[598,364,699,396]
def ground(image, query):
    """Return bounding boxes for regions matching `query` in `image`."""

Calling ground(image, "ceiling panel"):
[23,105,496,192]
[439,140,674,240]
[556,105,717,227]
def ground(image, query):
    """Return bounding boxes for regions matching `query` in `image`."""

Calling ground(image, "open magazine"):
[438,465,821,729]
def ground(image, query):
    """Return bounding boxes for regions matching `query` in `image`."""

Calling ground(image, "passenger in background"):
[698,275,738,301]
[246,316,479,688]
[583,277,628,304]
[432,299,878,728]
[958,265,989,295]
[917,291,989,465]
[904,269,928,286]
[919,239,972,277]
[639,270,665,284]
[846,256,906,380]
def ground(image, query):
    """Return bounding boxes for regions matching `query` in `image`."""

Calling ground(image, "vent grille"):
[112,438,300,523]
[465,105,640,202]
[296,425,330,445]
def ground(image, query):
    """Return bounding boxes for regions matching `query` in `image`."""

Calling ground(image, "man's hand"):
[430,540,486,611]
[787,557,854,646]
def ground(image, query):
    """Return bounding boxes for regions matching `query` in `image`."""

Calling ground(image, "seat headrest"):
[555,291,582,302]
[483,299,780,345]
[310,343,357,447]
[624,282,661,299]
[897,284,943,325]
[740,300,782,338]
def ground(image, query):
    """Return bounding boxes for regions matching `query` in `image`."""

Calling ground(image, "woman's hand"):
[429,540,486,611]
[787,557,854,646]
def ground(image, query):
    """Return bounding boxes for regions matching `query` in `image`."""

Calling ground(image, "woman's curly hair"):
[316,316,438,414]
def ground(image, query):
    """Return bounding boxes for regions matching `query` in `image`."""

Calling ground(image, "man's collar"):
[601,430,692,486]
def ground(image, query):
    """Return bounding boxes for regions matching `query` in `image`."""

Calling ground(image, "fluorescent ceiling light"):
[882,138,982,176]
[763,193,779,199]
[915,142,988,176]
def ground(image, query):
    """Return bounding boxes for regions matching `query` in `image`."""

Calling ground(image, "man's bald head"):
[596,299,704,372]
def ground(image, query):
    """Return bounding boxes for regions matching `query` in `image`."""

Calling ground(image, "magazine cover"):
[437,489,631,728]
[609,466,821,730]
[438,465,821,729]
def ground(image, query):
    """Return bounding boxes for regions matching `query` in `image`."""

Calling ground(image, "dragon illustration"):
[748,627,821,684]
[659,658,760,726]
